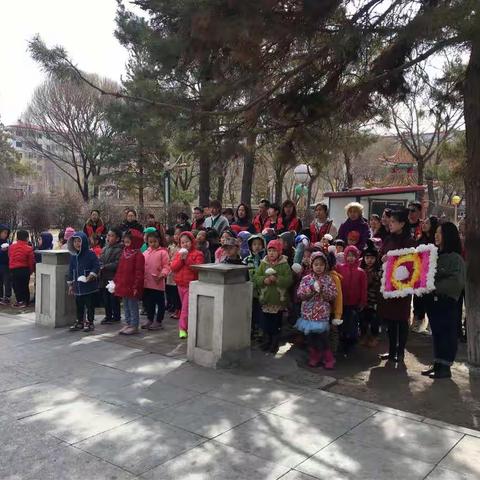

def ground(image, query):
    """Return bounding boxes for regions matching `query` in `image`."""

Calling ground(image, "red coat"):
[84,221,106,239]
[113,230,145,299]
[253,214,268,234]
[280,217,302,233]
[170,232,204,288]
[309,220,334,244]
[335,246,367,308]
[9,241,35,272]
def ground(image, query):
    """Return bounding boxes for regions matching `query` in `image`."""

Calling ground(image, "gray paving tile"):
[296,437,434,480]
[422,418,480,438]
[18,444,137,480]
[0,367,40,393]
[208,378,306,411]
[426,467,479,480]
[345,411,463,463]
[141,440,290,479]
[151,395,259,438]
[110,352,185,377]
[19,396,141,444]
[0,382,81,419]
[71,342,147,367]
[215,412,334,468]
[279,471,322,480]
[0,319,34,334]
[0,420,65,478]
[438,435,480,477]
[54,364,139,398]
[100,378,200,415]
[269,389,375,434]
[160,364,235,393]
[76,416,204,475]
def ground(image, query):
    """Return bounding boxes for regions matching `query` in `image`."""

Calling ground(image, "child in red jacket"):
[171,231,204,339]
[9,230,35,307]
[336,245,367,356]
[114,230,145,335]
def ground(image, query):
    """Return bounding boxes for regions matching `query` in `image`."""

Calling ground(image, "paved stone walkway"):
[1,312,479,479]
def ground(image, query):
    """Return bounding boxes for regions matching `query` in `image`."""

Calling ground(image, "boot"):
[323,349,336,369]
[429,364,451,379]
[260,334,272,351]
[421,363,438,376]
[269,333,281,354]
[307,347,322,367]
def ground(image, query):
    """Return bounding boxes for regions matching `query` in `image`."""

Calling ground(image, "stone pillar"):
[35,251,76,328]
[187,264,252,368]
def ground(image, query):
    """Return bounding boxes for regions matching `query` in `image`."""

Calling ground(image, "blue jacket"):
[0,224,10,267]
[67,232,100,296]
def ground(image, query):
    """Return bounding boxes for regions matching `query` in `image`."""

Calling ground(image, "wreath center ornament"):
[381,244,438,299]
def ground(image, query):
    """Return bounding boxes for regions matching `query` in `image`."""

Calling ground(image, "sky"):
[0,0,131,125]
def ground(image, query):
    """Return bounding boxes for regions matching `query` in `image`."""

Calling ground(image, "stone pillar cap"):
[191,264,249,284]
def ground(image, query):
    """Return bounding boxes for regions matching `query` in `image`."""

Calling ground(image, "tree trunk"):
[417,157,425,185]
[241,131,257,207]
[274,169,283,206]
[138,164,144,209]
[198,118,211,206]
[82,179,89,202]
[343,151,353,189]
[426,175,435,215]
[464,30,480,366]
[216,172,225,204]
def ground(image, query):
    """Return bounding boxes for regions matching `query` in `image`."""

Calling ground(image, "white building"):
[6,124,77,196]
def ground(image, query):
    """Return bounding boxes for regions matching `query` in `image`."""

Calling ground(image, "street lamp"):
[293,164,313,185]
[293,164,314,221]
[451,195,461,225]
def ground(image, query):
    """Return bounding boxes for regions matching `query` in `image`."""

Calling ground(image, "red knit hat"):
[267,239,283,254]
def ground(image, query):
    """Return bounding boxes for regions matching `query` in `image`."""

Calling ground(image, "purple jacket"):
[337,218,371,250]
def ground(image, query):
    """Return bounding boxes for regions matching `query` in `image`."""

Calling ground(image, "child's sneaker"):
[141,320,152,329]
[12,301,26,308]
[83,322,95,332]
[69,321,83,332]
[179,329,188,339]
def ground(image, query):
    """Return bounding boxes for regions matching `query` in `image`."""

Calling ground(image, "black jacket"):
[0,224,11,267]
[99,242,123,287]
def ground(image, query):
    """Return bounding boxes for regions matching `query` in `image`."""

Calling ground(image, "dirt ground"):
[319,332,480,431]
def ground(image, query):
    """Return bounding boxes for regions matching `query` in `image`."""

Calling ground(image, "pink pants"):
[177,285,189,332]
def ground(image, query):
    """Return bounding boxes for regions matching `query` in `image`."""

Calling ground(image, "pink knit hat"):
[64,227,75,240]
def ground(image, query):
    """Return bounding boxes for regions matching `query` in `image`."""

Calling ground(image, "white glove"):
[106,280,115,294]
[178,248,188,258]
[313,281,321,293]
[332,318,343,326]
[77,275,87,283]
[291,263,303,274]
[1,243,9,250]
[265,268,277,276]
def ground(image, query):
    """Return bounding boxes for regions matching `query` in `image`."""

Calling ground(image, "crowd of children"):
[0,198,466,378]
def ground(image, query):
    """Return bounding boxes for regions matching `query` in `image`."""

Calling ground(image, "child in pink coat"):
[142,231,170,330]
[296,251,338,368]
